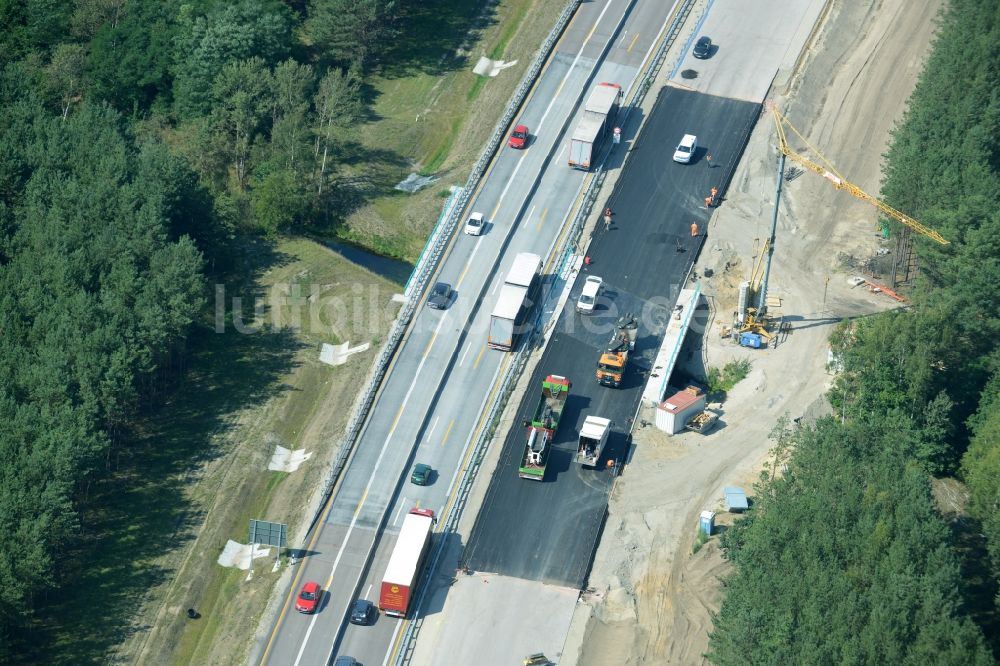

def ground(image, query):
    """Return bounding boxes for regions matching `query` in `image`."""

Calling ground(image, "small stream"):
[324,240,414,286]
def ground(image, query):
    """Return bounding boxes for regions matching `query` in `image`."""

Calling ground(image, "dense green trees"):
[964,373,1000,603]
[172,1,294,118]
[710,0,1000,661]
[86,1,177,111]
[709,420,993,665]
[307,0,398,68]
[0,0,407,655]
[0,96,205,646]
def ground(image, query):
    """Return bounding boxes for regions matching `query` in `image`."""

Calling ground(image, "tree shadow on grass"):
[313,139,413,232]
[18,241,305,665]
[377,0,499,80]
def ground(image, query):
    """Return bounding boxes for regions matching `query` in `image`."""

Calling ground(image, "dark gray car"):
[693,36,712,59]
[349,598,376,625]
[427,282,452,309]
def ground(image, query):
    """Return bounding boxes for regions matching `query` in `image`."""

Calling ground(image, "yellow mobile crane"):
[737,107,948,346]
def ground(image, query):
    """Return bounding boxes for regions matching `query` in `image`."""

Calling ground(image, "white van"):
[576,275,603,314]
[673,134,697,163]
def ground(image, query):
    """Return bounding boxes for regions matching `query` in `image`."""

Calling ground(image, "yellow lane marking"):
[385,1,591,663]
[473,345,486,370]
[627,32,640,53]
[353,489,369,519]
[386,352,514,663]
[385,329,439,436]
[536,207,549,233]
[456,260,472,289]
[440,419,456,447]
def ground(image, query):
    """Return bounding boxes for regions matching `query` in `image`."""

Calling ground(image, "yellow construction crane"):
[770,106,948,245]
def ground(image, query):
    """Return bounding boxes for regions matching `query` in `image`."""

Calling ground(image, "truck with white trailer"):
[488,252,542,351]
[378,508,435,618]
[568,82,623,170]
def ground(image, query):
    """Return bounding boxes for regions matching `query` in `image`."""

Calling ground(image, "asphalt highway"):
[463,87,760,587]
[250,1,672,665]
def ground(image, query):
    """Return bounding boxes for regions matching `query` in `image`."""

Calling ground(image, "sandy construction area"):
[566,0,944,663]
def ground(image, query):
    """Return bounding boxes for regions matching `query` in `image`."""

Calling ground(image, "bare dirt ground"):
[569,0,945,663]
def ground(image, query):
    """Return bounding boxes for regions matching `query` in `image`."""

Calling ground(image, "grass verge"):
[32,0,570,660]
[340,0,569,261]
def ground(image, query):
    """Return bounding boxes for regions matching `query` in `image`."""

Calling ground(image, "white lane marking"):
[443,361,505,503]
[479,0,613,249]
[454,230,484,290]
[392,499,407,527]
[485,0,611,230]
[426,416,440,440]
[294,312,451,666]
[458,339,473,367]
[365,584,373,601]
[319,2,629,662]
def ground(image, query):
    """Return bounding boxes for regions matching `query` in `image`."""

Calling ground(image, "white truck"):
[379,508,435,618]
[568,82,623,170]
[576,415,612,467]
[488,252,542,351]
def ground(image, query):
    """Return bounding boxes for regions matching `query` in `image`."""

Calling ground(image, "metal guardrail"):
[315,0,584,514]
[393,0,699,662]
[403,187,462,298]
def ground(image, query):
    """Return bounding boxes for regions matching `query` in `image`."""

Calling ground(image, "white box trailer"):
[488,252,542,351]
[506,252,541,287]
[379,508,435,617]
[568,83,622,170]
[488,284,529,350]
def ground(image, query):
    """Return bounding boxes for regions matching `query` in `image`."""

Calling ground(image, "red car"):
[508,124,529,149]
[295,581,321,613]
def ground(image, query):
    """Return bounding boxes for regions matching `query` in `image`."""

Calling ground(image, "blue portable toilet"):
[739,332,763,349]
[699,511,715,536]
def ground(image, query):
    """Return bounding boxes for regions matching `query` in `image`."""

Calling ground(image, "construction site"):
[560,0,948,662]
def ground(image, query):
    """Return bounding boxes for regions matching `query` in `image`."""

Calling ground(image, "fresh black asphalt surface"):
[463,87,761,588]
